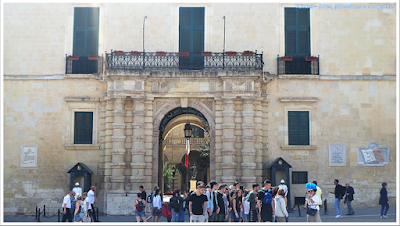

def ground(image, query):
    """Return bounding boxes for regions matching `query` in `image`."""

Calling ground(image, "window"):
[72,7,99,74]
[285,8,310,74]
[191,125,205,138]
[179,7,204,70]
[288,111,309,145]
[292,171,308,184]
[74,112,93,144]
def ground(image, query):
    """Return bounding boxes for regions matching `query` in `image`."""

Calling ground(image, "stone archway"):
[152,100,215,190]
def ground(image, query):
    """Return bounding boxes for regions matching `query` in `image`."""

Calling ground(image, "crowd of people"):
[61,179,391,223]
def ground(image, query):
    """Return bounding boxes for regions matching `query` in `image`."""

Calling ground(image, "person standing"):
[72,182,82,197]
[61,191,73,222]
[344,182,355,215]
[305,184,322,222]
[242,190,250,222]
[278,179,288,198]
[88,186,97,222]
[177,190,185,222]
[232,189,243,222]
[224,186,233,222]
[330,179,344,218]
[73,194,84,223]
[312,181,323,208]
[146,186,159,221]
[248,183,259,222]
[135,192,147,222]
[206,180,219,222]
[188,181,208,222]
[274,188,289,222]
[82,192,91,221]
[139,186,147,204]
[258,180,273,222]
[379,182,389,218]
[170,190,180,222]
[216,184,228,222]
[152,189,162,222]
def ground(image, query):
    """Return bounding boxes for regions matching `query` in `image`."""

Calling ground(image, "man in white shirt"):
[278,179,288,197]
[88,186,97,222]
[83,192,91,215]
[72,182,82,197]
[61,191,73,222]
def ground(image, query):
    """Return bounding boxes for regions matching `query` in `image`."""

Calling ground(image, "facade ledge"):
[278,74,319,79]
[64,96,100,102]
[279,97,318,102]
[280,145,317,151]
[65,74,101,79]
[65,144,100,150]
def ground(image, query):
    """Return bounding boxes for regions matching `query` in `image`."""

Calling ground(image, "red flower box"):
[130,51,142,56]
[243,51,254,56]
[281,56,293,61]
[225,51,237,56]
[201,51,212,56]
[68,55,79,60]
[156,51,167,56]
[88,54,99,60]
[113,51,125,56]
[305,56,317,61]
[179,52,190,57]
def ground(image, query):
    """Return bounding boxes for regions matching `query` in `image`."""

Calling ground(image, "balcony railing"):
[65,55,103,74]
[106,51,264,71]
[163,137,209,146]
[277,55,319,75]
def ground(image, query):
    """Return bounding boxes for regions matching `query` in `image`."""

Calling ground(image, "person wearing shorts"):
[135,193,147,222]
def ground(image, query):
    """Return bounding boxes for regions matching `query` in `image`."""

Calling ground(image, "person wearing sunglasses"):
[305,183,322,222]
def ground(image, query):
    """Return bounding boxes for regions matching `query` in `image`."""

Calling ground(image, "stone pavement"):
[3,206,397,223]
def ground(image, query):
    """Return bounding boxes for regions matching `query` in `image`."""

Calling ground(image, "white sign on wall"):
[329,144,346,166]
[20,145,38,168]
[357,142,389,166]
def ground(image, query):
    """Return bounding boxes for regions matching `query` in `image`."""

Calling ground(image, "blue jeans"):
[381,203,389,216]
[242,210,249,222]
[171,210,179,222]
[346,197,354,214]
[334,198,342,216]
[179,210,185,222]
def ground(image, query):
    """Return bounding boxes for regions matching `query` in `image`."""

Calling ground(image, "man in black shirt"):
[330,179,344,218]
[248,183,259,222]
[216,184,228,222]
[189,181,208,222]
[139,185,146,200]
[258,180,273,222]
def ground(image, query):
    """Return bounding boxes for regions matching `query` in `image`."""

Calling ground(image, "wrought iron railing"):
[163,137,209,146]
[105,51,264,71]
[277,55,319,75]
[65,55,103,74]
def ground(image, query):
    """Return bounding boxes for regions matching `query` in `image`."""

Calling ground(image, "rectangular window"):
[74,112,93,144]
[72,7,99,74]
[292,171,308,184]
[284,8,311,74]
[288,111,309,145]
[179,7,204,70]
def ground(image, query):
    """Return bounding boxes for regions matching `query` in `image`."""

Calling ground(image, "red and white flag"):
[184,139,190,168]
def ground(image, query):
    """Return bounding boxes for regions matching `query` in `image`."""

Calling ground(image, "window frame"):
[68,102,98,146]
[288,110,310,145]
[292,171,308,184]
[74,111,94,144]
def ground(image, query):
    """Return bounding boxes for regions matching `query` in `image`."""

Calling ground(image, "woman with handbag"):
[305,183,322,222]
[152,189,162,222]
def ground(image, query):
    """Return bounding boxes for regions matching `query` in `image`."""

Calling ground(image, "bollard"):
[43,205,46,217]
[35,206,37,219]
[38,208,41,222]
[58,209,60,222]
[297,204,302,217]
[96,207,99,222]
[324,199,328,215]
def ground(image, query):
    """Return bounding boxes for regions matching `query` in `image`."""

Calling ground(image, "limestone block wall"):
[266,76,396,208]
[3,77,106,215]
[4,3,396,76]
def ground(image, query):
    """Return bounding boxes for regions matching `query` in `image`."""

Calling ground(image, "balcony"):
[65,55,104,74]
[105,51,264,71]
[277,55,319,75]
[163,137,209,146]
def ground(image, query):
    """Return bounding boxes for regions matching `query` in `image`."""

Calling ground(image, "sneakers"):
[382,215,389,218]
[335,215,341,218]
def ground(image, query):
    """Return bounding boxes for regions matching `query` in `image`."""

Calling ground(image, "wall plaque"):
[357,142,389,166]
[20,145,38,168]
[329,144,346,166]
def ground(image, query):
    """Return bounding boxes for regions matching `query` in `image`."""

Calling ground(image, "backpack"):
[78,201,86,218]
[137,200,144,212]
[339,185,347,198]
[147,193,153,203]
[260,190,273,204]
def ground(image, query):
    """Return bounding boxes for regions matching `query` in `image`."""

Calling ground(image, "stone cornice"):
[64,144,100,150]
[279,97,318,102]
[281,145,318,151]
[65,96,101,102]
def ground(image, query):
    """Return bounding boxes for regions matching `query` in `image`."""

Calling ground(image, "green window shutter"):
[285,8,310,57]
[288,111,309,145]
[73,7,99,56]
[74,112,93,144]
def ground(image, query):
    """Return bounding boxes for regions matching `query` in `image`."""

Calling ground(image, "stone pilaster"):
[221,97,237,184]
[104,98,114,191]
[241,97,256,188]
[144,98,154,190]
[130,98,146,193]
[261,95,269,182]
[110,97,126,193]
[214,98,223,183]
[254,99,263,183]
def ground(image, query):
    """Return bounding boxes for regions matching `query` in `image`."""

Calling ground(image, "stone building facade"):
[2,3,397,215]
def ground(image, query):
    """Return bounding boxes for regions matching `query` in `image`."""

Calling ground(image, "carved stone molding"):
[241,149,256,156]
[241,123,255,129]
[221,123,235,129]
[221,162,237,169]
[241,162,257,169]
[112,110,126,116]
[131,149,146,155]
[241,111,255,117]
[221,149,236,155]
[132,122,145,129]
[130,163,147,169]
[110,149,126,155]
[112,123,126,129]
[111,136,126,142]
[110,163,126,168]
[221,136,236,142]
[279,97,318,102]
[222,110,235,117]
[240,176,257,183]
[280,145,317,150]
[242,136,256,142]
[129,176,146,182]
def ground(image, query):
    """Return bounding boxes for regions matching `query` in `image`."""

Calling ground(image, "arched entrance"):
[156,106,212,193]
